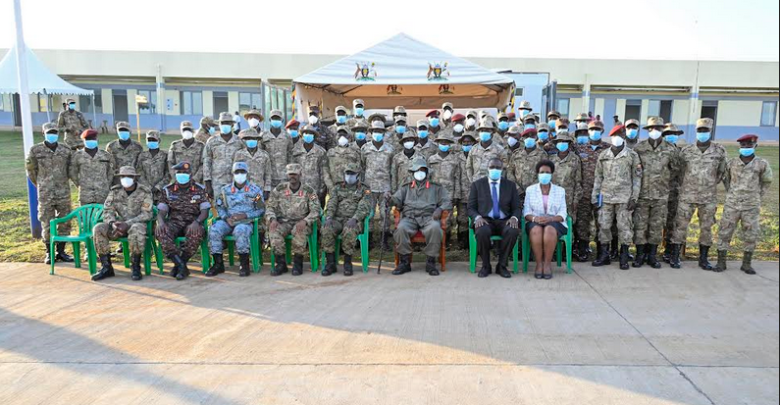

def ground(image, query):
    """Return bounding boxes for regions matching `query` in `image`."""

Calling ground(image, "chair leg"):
[201,241,210,274]
[522,237,529,273]
[557,242,562,267]
[360,235,369,273]
[566,240,573,274]
[123,241,131,268]
[285,239,292,264]
[513,240,520,274]
[50,241,56,275]
[154,239,165,274]
[468,229,476,273]
[144,241,152,276]
[72,242,82,269]
[87,241,98,275]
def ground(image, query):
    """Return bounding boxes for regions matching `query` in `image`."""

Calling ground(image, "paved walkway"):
[0,260,777,405]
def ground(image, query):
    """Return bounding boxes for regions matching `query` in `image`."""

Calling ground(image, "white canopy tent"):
[293,33,515,118]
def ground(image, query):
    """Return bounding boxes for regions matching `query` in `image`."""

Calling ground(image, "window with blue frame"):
[557,98,570,117]
[180,91,203,116]
[761,101,777,127]
[239,92,262,112]
[137,90,157,115]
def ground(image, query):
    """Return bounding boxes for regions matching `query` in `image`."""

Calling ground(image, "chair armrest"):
[392,207,400,226]
[440,210,450,230]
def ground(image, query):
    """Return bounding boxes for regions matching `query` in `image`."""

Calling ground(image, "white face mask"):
[120,177,135,189]
[234,173,247,185]
[308,115,319,125]
[611,136,625,147]
[649,130,663,140]
[466,118,477,127]
[182,130,194,140]
[443,110,452,120]
[413,170,427,182]
[338,136,349,147]
[248,118,260,128]
[454,124,464,133]
[403,141,415,150]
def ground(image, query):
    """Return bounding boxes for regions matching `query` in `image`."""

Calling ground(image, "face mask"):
[413,170,427,182]
[556,143,569,152]
[146,141,159,150]
[628,129,640,139]
[372,133,384,143]
[466,118,477,127]
[233,173,247,185]
[576,135,589,145]
[403,141,415,150]
[396,125,407,134]
[520,110,530,118]
[524,138,537,149]
[438,144,451,153]
[208,127,216,135]
[696,132,711,143]
[354,132,366,141]
[354,107,364,117]
[84,140,99,149]
[248,118,260,128]
[525,124,537,131]
[175,173,190,184]
[648,130,661,140]
[507,137,519,147]
[303,134,315,144]
[538,173,552,185]
[68,103,76,111]
[453,124,464,133]
[443,110,452,120]
[462,145,473,153]
[45,133,59,144]
[488,169,502,181]
[665,135,679,144]
[336,115,347,124]
[120,177,135,189]
[548,120,557,130]
[538,131,549,141]
[308,115,319,125]
[345,174,358,185]
[288,129,299,138]
[589,130,602,141]
[245,139,259,149]
[118,131,131,141]
[418,130,429,139]
[611,136,625,147]
[429,118,440,127]
[182,130,194,140]
[479,132,492,143]
[739,147,755,157]
[220,124,233,134]
[498,121,509,131]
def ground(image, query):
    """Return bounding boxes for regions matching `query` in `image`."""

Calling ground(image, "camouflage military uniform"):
[414,140,437,160]
[157,182,211,258]
[265,182,321,256]
[575,141,611,243]
[428,150,462,231]
[456,150,472,236]
[632,139,680,245]
[551,151,582,219]
[391,178,452,258]
[93,184,154,256]
[210,182,265,255]
[57,109,89,150]
[232,148,273,194]
[321,180,373,256]
[195,117,215,144]
[106,139,143,182]
[592,147,643,245]
[717,156,773,252]
[391,149,421,193]
[70,148,114,205]
[261,130,294,188]
[203,134,245,193]
[26,136,73,244]
[168,140,206,185]
[386,126,417,152]
[361,141,395,237]
[465,142,508,183]
[326,143,362,191]
[672,143,727,247]
[664,143,684,247]
[292,140,331,200]
[137,149,169,204]
[311,123,334,151]
[507,147,546,198]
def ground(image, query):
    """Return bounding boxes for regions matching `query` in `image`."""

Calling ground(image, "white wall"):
[594,98,605,119]
[101,89,113,114]
[202,90,214,117]
[640,99,650,123]
[672,99,691,125]
[568,97,583,117]
[717,100,764,126]
[227,91,239,115]
[164,89,179,116]
[127,89,138,115]
[615,99,626,122]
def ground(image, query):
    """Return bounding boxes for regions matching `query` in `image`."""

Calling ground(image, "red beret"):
[521,128,537,138]
[452,113,466,122]
[426,110,440,118]
[507,112,516,120]
[737,134,759,143]
[609,125,625,137]
[285,119,300,129]
[80,129,99,139]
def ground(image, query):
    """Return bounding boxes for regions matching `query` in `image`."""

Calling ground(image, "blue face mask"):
[245,140,258,149]
[430,118,440,127]
[396,126,407,134]
[498,121,509,131]
[538,131,549,141]
[336,116,347,124]
[372,133,384,143]
[68,103,76,111]
[589,130,603,141]
[462,145,473,153]
[303,134,315,144]
[525,124,536,131]
[479,132,492,143]
[147,141,160,150]
[488,169,502,181]
[84,140,99,149]
[118,131,131,141]
[739,147,755,157]
[665,135,679,144]
[438,144,451,153]
[220,124,233,134]
[556,143,569,152]
[524,138,537,149]
[354,107,364,116]
[538,173,553,185]
[354,132,366,141]
[627,129,639,139]
[175,173,190,184]
[45,133,59,144]
[271,120,283,129]
[208,127,216,135]
[576,136,589,145]
[418,130,429,139]
[288,130,299,139]
[548,120,557,130]
[696,132,711,143]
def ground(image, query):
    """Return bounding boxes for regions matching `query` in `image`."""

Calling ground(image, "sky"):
[1,0,778,62]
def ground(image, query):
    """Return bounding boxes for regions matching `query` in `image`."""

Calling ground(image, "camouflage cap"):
[547,110,561,119]
[335,106,348,114]
[555,118,570,130]
[394,115,408,123]
[65,98,76,104]
[269,109,283,119]
[588,120,605,131]
[518,100,532,110]
[116,121,131,130]
[172,161,192,172]
[416,120,429,129]
[351,119,369,130]
[370,120,386,131]
[199,116,214,127]
[286,163,302,175]
[232,161,249,173]
[393,106,407,115]
[507,125,522,137]
[335,125,350,134]
[537,123,550,132]
[435,132,455,143]
[409,156,428,172]
[625,119,641,128]
[301,125,320,135]
[643,117,665,129]
[554,130,572,142]
[477,117,495,131]
[116,166,140,178]
[80,129,99,140]
[696,118,714,130]
[308,105,320,115]
[574,113,590,122]
[353,99,365,107]
[218,112,235,123]
[145,130,160,140]
[459,132,477,143]
[523,114,537,123]
[238,128,261,139]
[242,109,264,121]
[344,162,361,174]
[401,132,418,142]
[497,112,509,120]
[663,123,683,135]
[368,112,386,123]
[42,122,58,133]
[466,110,479,119]
[180,120,194,130]
[442,102,454,111]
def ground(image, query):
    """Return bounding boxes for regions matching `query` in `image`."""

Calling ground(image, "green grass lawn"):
[0,130,777,263]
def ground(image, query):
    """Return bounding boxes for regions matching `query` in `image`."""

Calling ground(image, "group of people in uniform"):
[26,97,773,281]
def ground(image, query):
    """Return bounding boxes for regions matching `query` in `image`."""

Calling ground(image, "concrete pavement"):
[0,260,777,405]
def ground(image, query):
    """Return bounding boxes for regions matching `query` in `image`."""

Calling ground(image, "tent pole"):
[44,90,50,123]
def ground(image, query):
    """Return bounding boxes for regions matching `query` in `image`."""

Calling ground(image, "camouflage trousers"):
[39,197,72,244]
[664,194,679,245]
[370,192,389,242]
[672,202,717,247]
[576,197,597,243]
[395,218,443,258]
[209,220,253,255]
[456,201,469,235]
[321,218,361,255]
[718,206,760,252]
[93,222,146,256]
[157,220,205,259]
[597,203,634,246]
[633,198,668,245]
[269,221,311,256]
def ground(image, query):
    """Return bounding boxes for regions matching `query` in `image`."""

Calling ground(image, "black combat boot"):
[619,245,630,270]
[172,255,189,280]
[740,251,756,275]
[632,244,646,268]
[592,244,611,267]
[56,242,74,263]
[92,255,115,281]
[238,254,251,277]
[610,238,620,261]
[343,254,354,276]
[205,254,225,277]
[322,253,337,277]
[291,254,304,276]
[458,232,469,250]
[646,244,662,269]
[426,256,440,276]
[698,245,714,271]
[714,250,728,273]
[44,243,52,265]
[662,242,673,263]
[382,232,393,252]
[392,255,412,275]
[577,240,591,262]
[130,254,143,281]
[670,244,682,269]
[271,254,287,276]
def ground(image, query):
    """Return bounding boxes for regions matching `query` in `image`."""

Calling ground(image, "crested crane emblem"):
[427,62,450,81]
[355,62,378,82]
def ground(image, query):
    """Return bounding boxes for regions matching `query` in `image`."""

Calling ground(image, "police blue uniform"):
[209,182,265,255]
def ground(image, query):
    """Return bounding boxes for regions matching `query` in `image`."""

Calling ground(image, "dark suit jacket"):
[468,177,522,221]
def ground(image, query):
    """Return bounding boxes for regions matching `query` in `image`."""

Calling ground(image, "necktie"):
[491,182,499,219]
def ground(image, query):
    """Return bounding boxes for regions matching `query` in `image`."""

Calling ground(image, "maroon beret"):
[737,134,759,143]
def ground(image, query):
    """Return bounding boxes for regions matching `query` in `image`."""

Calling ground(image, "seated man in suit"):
[468,158,521,278]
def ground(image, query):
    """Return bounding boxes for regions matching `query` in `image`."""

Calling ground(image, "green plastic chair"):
[49,204,104,275]
[152,213,212,274]
[467,217,520,274]
[211,217,263,273]
[117,218,160,276]
[269,219,319,272]
[319,211,373,274]
[521,216,573,274]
